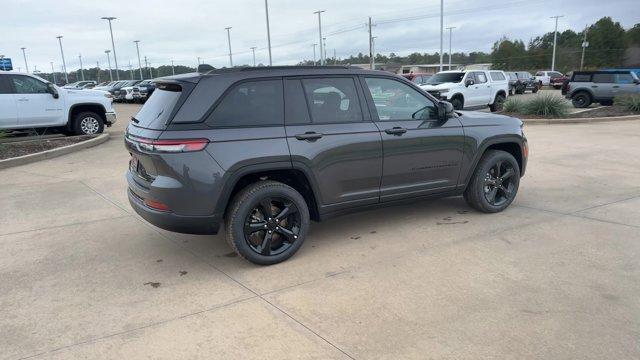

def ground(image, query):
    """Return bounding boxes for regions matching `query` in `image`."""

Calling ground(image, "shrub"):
[523,93,569,118]
[614,94,640,112]
[503,98,525,113]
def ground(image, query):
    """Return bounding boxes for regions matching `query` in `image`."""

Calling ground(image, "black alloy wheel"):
[482,160,517,207]
[244,197,301,256]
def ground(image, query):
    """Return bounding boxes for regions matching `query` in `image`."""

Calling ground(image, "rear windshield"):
[426,72,464,84]
[133,84,182,129]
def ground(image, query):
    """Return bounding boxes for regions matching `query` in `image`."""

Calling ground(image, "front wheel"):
[572,92,592,108]
[450,96,464,110]
[72,111,104,135]
[464,150,520,213]
[225,181,310,265]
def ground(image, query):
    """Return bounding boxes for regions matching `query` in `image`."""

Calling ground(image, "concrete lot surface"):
[1,103,639,359]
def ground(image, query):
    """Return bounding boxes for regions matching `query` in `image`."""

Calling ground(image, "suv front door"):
[284,77,383,214]
[0,76,18,127]
[361,76,464,201]
[592,73,616,100]
[9,75,64,127]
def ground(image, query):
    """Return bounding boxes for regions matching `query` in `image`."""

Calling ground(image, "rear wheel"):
[572,92,592,108]
[464,150,520,213]
[489,94,505,112]
[225,181,310,265]
[72,111,104,135]
[532,85,539,93]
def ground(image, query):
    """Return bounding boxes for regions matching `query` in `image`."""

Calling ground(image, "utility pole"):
[96,61,100,82]
[56,36,69,83]
[78,54,85,80]
[446,26,456,70]
[105,50,113,81]
[21,47,29,73]
[171,59,175,75]
[264,0,273,65]
[439,0,444,72]
[225,27,233,67]
[197,56,201,67]
[134,40,143,80]
[372,36,377,70]
[368,17,374,70]
[101,17,120,80]
[323,37,327,64]
[580,25,589,70]
[314,10,326,65]
[250,47,257,66]
[50,62,56,84]
[333,49,337,65]
[312,44,317,65]
[144,56,151,79]
[550,15,564,71]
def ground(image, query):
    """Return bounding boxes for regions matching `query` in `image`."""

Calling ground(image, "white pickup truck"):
[0,72,116,135]
[419,70,509,112]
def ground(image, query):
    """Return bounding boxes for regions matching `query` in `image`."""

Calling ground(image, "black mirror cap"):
[465,79,474,87]
[438,101,454,119]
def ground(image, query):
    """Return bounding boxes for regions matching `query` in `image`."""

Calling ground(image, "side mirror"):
[465,78,474,87]
[438,101,454,119]
[48,83,59,99]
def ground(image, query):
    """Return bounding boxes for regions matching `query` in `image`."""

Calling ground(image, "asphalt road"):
[1,103,639,359]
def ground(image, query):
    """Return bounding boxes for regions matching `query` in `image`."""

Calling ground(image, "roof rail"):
[204,65,355,75]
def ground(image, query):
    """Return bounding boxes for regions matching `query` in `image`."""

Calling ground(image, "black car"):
[133,80,156,103]
[125,66,528,265]
[507,72,538,95]
[112,80,141,102]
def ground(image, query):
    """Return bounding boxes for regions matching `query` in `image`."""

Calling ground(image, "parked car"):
[93,81,123,92]
[63,80,97,89]
[506,72,520,95]
[534,70,564,88]
[112,80,142,102]
[0,72,116,135]
[564,70,640,108]
[125,66,527,264]
[401,73,433,86]
[419,70,509,111]
[515,72,538,93]
[133,80,156,103]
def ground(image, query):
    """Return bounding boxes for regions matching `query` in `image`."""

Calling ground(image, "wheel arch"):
[68,103,107,127]
[461,136,525,188]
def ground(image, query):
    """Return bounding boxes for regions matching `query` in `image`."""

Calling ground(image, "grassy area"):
[503,93,570,118]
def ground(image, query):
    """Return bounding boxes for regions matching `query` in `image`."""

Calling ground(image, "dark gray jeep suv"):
[125,66,528,265]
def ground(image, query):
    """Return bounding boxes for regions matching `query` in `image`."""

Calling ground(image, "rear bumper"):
[126,172,221,235]
[105,111,117,125]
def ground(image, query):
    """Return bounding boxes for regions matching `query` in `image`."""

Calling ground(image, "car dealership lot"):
[1,103,640,359]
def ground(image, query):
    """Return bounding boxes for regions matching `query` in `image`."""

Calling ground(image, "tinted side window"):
[11,75,49,94]
[0,76,13,94]
[207,79,283,127]
[364,77,437,121]
[474,72,488,84]
[301,77,362,124]
[535,72,545,76]
[592,73,614,83]
[572,74,591,82]
[284,79,311,125]
[615,73,634,84]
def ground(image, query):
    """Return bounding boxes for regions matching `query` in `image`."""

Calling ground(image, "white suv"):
[0,72,116,135]
[419,70,509,112]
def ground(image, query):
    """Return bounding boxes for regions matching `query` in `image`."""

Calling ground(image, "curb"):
[0,133,110,170]
[522,114,640,125]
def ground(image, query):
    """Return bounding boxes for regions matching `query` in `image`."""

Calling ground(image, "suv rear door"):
[0,75,18,127]
[284,76,383,214]
[592,73,616,100]
[360,76,464,201]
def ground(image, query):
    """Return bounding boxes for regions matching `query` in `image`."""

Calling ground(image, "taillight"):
[127,135,209,153]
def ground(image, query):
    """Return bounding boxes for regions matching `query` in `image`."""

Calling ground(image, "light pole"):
[171,59,175,75]
[21,47,29,73]
[580,26,589,70]
[105,50,113,81]
[372,36,377,70]
[323,37,327,64]
[314,10,326,65]
[439,0,444,72]
[96,61,100,82]
[56,36,69,83]
[264,0,273,66]
[250,47,257,66]
[312,44,317,65]
[78,54,85,81]
[550,15,564,71]
[134,40,143,80]
[446,26,456,70]
[128,61,133,79]
[50,62,56,84]
[101,17,119,80]
[225,27,233,67]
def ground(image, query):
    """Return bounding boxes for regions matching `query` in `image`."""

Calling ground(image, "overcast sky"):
[3,0,638,72]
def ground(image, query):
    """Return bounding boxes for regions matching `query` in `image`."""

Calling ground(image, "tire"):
[532,85,539,94]
[72,111,104,135]
[450,96,464,110]
[464,150,520,213]
[516,85,525,95]
[489,94,505,112]
[225,181,310,265]
[571,92,592,108]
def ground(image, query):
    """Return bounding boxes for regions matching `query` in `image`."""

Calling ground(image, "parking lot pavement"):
[1,104,640,359]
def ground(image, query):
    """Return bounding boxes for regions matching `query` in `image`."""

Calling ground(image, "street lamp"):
[264,0,273,66]
[105,50,113,81]
[550,15,564,71]
[56,36,69,83]
[50,62,56,84]
[134,40,143,80]
[101,17,120,80]
[225,27,233,67]
[312,43,317,66]
[314,10,326,65]
[446,26,456,70]
[78,54,85,81]
[439,0,444,72]
[21,47,29,73]
[250,47,257,67]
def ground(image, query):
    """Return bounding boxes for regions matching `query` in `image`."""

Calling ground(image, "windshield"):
[133,84,182,129]
[426,72,464,85]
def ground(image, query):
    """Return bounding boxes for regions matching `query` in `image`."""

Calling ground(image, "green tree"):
[584,17,628,68]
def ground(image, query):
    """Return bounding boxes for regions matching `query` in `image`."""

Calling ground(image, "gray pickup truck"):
[564,70,640,108]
